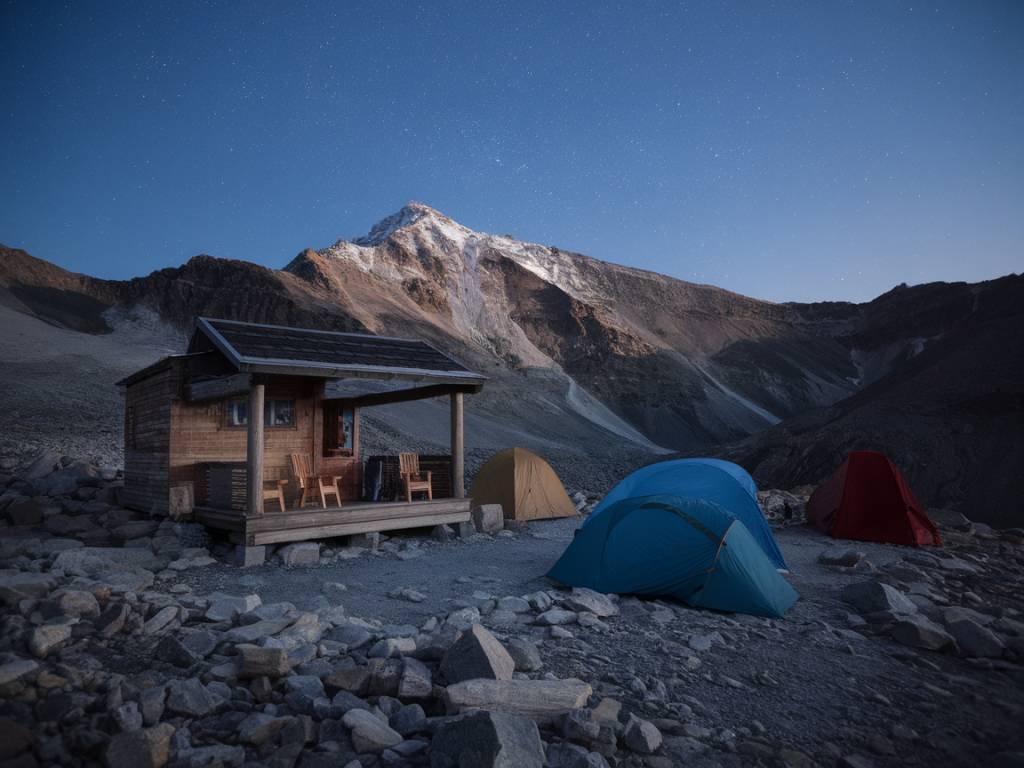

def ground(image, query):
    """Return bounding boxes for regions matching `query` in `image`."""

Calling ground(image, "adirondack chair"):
[290,453,342,509]
[399,453,433,502]
[264,474,288,513]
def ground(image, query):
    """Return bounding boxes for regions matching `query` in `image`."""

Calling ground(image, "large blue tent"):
[548,494,798,618]
[587,458,788,570]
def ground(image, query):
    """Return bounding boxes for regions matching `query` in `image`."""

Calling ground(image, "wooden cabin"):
[118,317,485,563]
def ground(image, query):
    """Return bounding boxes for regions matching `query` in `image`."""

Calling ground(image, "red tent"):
[807,451,941,546]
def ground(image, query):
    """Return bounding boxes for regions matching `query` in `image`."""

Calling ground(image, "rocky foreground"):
[1,458,1024,768]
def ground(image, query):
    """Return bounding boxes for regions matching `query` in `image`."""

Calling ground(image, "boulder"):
[431,710,545,768]
[53,547,165,577]
[890,615,955,652]
[29,620,75,658]
[342,708,402,753]
[391,703,428,736]
[535,608,578,626]
[562,588,617,618]
[223,617,294,643]
[142,606,179,635]
[104,723,175,768]
[947,618,1004,658]
[238,644,292,678]
[165,678,220,718]
[97,603,130,638]
[204,592,261,622]
[0,658,39,688]
[841,581,917,615]
[6,498,43,526]
[440,623,515,684]
[472,504,505,534]
[547,742,611,768]
[0,571,58,604]
[279,542,320,566]
[495,596,531,613]
[623,715,663,754]
[818,549,865,567]
[52,589,100,618]
[506,638,543,672]
[398,656,433,700]
[444,678,593,719]
[238,712,293,746]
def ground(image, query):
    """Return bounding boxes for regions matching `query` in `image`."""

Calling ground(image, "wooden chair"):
[263,475,288,513]
[290,453,342,509]
[399,453,432,502]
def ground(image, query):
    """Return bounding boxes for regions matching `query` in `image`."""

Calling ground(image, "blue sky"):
[1,1,1022,303]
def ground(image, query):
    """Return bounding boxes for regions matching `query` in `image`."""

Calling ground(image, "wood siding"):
[122,363,176,514]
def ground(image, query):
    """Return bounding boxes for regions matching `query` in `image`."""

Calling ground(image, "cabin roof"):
[189,317,486,386]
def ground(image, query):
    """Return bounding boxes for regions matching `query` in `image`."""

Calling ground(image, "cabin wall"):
[122,365,176,514]
[168,379,362,508]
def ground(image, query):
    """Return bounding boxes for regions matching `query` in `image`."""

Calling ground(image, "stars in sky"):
[0,1,1022,303]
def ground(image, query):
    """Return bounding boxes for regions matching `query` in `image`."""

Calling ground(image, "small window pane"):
[228,400,248,426]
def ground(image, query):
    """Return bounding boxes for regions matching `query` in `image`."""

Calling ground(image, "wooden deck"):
[193,497,472,546]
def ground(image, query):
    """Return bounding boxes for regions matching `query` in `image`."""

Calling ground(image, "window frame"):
[223,396,297,430]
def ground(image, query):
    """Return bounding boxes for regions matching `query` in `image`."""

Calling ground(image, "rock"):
[525,591,553,612]
[53,547,164,576]
[286,674,325,699]
[398,656,433,700]
[366,657,403,696]
[105,723,175,768]
[143,605,179,635]
[156,631,217,667]
[472,504,505,533]
[0,571,58,604]
[342,708,403,752]
[29,620,74,658]
[113,701,144,733]
[947,618,1004,658]
[0,717,33,760]
[547,742,611,768]
[97,603,130,638]
[238,644,292,678]
[0,658,39,687]
[623,715,663,754]
[279,542,321,566]
[326,664,371,695]
[506,638,543,672]
[223,617,293,643]
[6,498,43,526]
[440,623,515,684]
[431,710,545,768]
[238,712,293,746]
[890,615,954,651]
[369,637,416,658]
[389,586,427,603]
[391,703,427,736]
[841,581,917,615]
[562,588,618,618]
[139,686,166,725]
[818,548,865,567]
[536,608,578,626]
[171,743,245,767]
[444,678,593,718]
[204,592,261,622]
[495,596,531,613]
[165,678,220,718]
[52,589,101,618]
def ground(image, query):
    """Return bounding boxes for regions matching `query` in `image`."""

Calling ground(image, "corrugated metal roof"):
[192,317,485,386]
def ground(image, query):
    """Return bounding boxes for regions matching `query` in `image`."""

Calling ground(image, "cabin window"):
[323,402,357,456]
[225,398,296,428]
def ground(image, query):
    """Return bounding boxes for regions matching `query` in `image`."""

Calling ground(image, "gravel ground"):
[175,521,1024,767]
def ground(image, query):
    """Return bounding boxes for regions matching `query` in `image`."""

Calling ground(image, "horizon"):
[2,1,1023,303]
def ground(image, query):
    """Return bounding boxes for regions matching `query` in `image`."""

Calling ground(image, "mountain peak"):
[353,201,454,246]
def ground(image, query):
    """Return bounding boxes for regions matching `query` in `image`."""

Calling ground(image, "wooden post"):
[450,391,464,499]
[246,378,265,517]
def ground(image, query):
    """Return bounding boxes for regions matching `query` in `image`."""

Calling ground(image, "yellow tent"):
[469,447,577,521]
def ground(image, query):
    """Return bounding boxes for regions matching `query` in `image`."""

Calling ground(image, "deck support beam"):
[246,379,265,517]
[450,391,464,499]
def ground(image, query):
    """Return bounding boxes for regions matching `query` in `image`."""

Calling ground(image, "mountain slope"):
[1,203,1021,521]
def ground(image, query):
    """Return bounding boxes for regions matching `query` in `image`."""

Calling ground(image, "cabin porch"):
[193,496,472,547]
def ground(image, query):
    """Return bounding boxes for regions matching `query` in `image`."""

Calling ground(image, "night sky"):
[1,1,1022,303]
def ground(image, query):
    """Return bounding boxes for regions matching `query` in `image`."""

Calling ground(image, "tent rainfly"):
[468,447,577,521]
[807,451,941,546]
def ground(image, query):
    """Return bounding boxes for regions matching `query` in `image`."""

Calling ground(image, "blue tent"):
[587,458,787,570]
[548,494,798,618]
